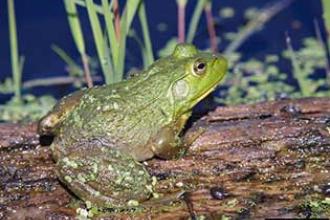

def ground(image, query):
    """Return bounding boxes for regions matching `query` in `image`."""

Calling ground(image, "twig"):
[177,0,186,43]
[113,0,121,41]
[314,18,330,85]
[204,1,218,53]
[224,0,295,55]
[81,53,93,88]
[22,76,102,89]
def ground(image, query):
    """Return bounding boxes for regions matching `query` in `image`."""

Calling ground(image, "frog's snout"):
[212,55,228,75]
[38,115,56,135]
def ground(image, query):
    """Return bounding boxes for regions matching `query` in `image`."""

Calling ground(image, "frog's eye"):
[193,60,206,76]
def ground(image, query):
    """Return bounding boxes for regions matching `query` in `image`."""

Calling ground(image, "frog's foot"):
[56,140,152,209]
[149,125,187,160]
[183,126,206,147]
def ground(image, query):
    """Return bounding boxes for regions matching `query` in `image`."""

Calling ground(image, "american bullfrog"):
[38,43,227,209]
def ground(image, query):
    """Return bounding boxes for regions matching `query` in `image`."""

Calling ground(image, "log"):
[0,97,329,219]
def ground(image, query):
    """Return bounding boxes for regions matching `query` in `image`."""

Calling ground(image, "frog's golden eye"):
[193,60,206,76]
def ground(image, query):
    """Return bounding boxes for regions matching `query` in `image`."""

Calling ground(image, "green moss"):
[0,94,56,122]
[300,198,330,218]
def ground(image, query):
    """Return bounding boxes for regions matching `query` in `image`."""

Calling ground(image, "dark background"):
[0,0,325,102]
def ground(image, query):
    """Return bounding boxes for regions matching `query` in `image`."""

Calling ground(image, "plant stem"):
[8,0,21,100]
[204,1,218,52]
[51,44,81,73]
[285,32,308,96]
[115,0,141,81]
[81,53,93,87]
[74,0,103,13]
[113,0,121,41]
[102,0,118,71]
[138,1,154,67]
[86,0,112,84]
[64,0,93,87]
[314,19,330,86]
[321,0,330,46]
[186,0,207,43]
[177,0,187,43]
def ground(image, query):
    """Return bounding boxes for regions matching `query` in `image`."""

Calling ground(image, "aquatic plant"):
[0,0,57,122]
[0,95,56,122]
[217,0,330,105]
[284,36,330,97]
[7,0,23,101]
[63,0,153,85]
[299,198,330,218]
[159,0,217,57]
[321,0,330,46]
[63,0,93,87]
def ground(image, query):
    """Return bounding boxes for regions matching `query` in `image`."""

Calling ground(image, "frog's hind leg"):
[56,139,152,209]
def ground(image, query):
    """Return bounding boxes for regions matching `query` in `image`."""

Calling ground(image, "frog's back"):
[55,70,175,155]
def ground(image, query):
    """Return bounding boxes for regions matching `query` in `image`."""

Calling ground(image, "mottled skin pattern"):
[38,44,228,208]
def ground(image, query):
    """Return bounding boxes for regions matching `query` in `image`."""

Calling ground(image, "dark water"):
[0,0,325,103]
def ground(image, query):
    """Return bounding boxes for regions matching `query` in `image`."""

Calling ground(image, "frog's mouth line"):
[191,74,225,106]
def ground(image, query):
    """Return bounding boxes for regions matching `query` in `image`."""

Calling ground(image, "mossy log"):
[1,97,329,219]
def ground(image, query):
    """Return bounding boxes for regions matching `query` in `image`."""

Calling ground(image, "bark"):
[0,97,329,220]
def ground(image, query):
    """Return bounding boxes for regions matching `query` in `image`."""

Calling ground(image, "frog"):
[38,43,228,209]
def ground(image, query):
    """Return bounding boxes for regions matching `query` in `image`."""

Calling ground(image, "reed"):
[64,0,153,84]
[8,0,23,100]
[321,0,330,46]
[186,0,208,43]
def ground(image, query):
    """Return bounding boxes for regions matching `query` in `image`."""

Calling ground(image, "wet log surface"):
[1,97,330,219]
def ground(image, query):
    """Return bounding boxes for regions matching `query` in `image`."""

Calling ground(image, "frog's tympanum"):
[38,44,228,209]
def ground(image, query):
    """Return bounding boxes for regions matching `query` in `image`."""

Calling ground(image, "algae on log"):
[0,97,329,219]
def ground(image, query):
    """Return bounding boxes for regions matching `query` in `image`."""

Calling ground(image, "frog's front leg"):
[149,125,187,159]
[149,112,193,159]
[55,139,152,208]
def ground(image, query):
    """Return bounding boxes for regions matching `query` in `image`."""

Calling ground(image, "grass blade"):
[322,0,330,46]
[86,0,112,84]
[123,0,141,34]
[74,0,103,14]
[285,33,309,96]
[8,0,21,100]
[52,44,80,70]
[64,0,93,87]
[63,0,86,54]
[116,8,128,82]
[138,1,154,67]
[102,0,119,69]
[114,0,140,81]
[186,0,207,43]
[314,19,330,85]
[103,32,115,83]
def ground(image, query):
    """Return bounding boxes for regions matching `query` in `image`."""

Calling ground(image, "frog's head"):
[166,43,228,118]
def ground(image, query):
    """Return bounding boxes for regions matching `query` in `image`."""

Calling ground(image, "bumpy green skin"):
[38,44,228,208]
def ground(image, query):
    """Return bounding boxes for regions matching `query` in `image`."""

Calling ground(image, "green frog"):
[38,44,227,209]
